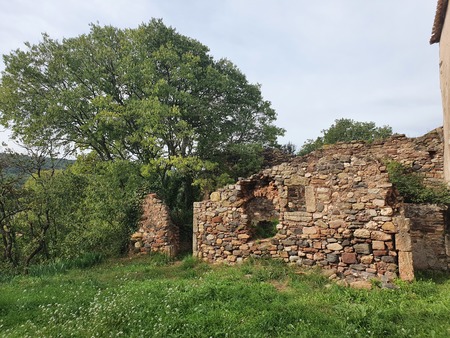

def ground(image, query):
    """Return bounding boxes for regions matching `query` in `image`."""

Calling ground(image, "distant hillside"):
[0,152,74,176]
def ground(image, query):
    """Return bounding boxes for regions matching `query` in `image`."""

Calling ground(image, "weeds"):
[386,161,450,204]
[26,252,104,277]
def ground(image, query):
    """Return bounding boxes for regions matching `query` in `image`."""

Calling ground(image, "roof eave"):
[431,0,449,44]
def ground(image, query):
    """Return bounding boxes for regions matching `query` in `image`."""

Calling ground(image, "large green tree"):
[0,20,284,238]
[0,19,283,174]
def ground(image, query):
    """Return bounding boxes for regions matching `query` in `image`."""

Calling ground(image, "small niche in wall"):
[287,185,305,211]
[250,219,278,239]
[244,196,279,240]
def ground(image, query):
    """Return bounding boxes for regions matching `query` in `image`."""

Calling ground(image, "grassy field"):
[0,255,449,338]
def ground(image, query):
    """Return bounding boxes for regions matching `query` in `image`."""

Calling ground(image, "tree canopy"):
[0,19,283,173]
[298,118,393,156]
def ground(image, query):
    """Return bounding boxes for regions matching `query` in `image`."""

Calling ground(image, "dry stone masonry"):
[130,193,179,257]
[404,204,449,271]
[193,129,450,283]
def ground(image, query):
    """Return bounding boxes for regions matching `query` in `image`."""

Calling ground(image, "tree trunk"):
[24,240,45,274]
[0,225,16,266]
[24,210,51,274]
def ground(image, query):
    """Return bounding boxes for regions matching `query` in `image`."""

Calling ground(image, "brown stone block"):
[372,240,385,250]
[394,216,410,232]
[330,220,345,229]
[354,229,371,238]
[371,231,392,241]
[285,175,308,186]
[354,243,371,254]
[360,255,373,264]
[314,252,325,260]
[239,244,249,251]
[382,222,397,233]
[131,232,144,240]
[385,241,394,250]
[352,203,365,210]
[398,251,414,281]
[372,199,386,207]
[313,242,323,249]
[305,186,316,212]
[320,229,334,235]
[303,226,318,235]
[315,220,328,229]
[380,207,394,216]
[342,252,357,264]
[327,243,343,251]
[317,194,330,201]
[395,232,412,251]
[373,250,388,257]
[284,214,313,222]
[210,192,221,201]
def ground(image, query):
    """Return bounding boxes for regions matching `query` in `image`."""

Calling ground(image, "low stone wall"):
[130,194,179,257]
[193,129,448,283]
[194,154,400,283]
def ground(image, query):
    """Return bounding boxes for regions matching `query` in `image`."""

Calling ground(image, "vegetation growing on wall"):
[386,161,450,204]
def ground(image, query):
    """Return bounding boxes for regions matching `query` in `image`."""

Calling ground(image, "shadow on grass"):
[415,270,450,284]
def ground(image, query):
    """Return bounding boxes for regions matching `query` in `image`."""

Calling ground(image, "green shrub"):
[180,255,200,270]
[386,161,450,204]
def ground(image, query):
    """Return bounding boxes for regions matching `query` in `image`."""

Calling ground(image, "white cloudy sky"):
[0,0,443,150]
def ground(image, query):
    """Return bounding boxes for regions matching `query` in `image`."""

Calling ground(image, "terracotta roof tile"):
[431,0,449,44]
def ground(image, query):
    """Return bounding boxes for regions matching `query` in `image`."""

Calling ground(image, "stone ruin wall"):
[404,204,449,271]
[130,193,179,257]
[193,129,450,283]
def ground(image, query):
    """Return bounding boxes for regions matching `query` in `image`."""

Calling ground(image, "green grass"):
[1,255,449,337]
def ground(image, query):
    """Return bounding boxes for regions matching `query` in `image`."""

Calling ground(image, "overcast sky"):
[0,0,443,150]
